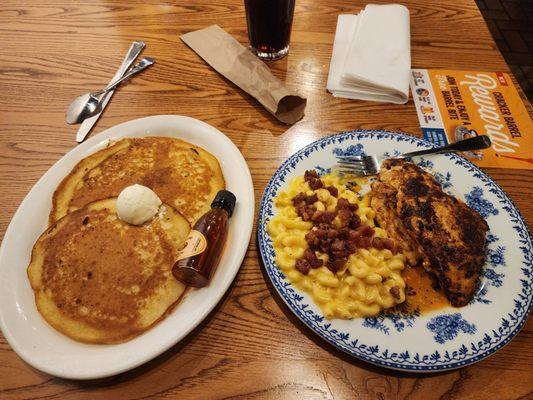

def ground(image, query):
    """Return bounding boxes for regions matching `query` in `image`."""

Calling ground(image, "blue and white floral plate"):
[258,130,532,372]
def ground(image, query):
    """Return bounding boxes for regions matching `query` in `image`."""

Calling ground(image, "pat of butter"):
[116,184,162,225]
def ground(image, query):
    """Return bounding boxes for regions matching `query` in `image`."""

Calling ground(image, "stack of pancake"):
[28,137,224,343]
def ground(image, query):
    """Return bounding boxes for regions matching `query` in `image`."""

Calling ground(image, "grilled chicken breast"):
[373,159,489,307]
[371,181,427,267]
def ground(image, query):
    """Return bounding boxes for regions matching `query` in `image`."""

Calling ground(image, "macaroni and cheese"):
[267,171,407,319]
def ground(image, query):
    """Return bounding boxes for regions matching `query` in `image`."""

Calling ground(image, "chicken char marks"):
[372,159,488,307]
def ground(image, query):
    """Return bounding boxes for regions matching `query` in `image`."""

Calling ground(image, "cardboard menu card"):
[410,69,533,169]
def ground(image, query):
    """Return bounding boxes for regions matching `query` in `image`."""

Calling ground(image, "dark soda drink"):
[244,0,296,60]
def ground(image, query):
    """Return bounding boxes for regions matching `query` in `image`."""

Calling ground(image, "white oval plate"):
[258,130,532,372]
[0,115,254,379]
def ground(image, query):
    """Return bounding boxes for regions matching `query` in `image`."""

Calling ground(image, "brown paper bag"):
[181,25,306,124]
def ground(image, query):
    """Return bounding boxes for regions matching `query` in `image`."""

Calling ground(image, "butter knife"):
[76,41,145,143]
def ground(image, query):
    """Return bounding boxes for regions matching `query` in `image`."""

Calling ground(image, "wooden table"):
[1,0,532,398]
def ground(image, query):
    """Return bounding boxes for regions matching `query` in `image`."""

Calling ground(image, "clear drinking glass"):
[244,0,296,61]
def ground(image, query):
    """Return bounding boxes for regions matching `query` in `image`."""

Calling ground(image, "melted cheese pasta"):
[267,173,406,319]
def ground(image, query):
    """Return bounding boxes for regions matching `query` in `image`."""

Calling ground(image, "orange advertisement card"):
[410,69,533,169]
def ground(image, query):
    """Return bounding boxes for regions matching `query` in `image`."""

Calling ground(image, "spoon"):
[66,57,155,124]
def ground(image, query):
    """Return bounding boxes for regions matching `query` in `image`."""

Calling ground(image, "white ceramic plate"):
[258,130,532,372]
[0,115,254,379]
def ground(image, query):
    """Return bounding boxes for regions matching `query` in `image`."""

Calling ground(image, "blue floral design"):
[484,269,504,287]
[363,317,389,334]
[474,234,507,304]
[465,187,499,218]
[363,308,420,335]
[486,233,499,244]
[488,245,506,266]
[382,149,402,158]
[474,285,491,304]
[333,143,366,157]
[258,130,533,371]
[474,269,505,304]
[427,313,477,344]
[313,165,331,176]
[415,158,434,169]
[434,171,452,189]
[388,309,420,332]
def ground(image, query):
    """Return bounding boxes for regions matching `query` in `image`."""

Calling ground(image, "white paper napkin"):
[327,4,411,104]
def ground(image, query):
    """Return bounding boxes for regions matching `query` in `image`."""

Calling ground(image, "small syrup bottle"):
[172,190,236,287]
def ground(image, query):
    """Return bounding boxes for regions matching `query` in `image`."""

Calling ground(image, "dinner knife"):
[76,41,145,143]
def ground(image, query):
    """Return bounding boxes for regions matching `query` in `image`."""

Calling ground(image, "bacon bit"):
[338,227,350,238]
[292,192,306,206]
[296,202,316,222]
[308,178,324,190]
[326,186,339,197]
[304,170,319,181]
[330,239,345,252]
[304,210,316,221]
[319,240,331,254]
[328,258,347,273]
[337,198,350,210]
[382,238,395,251]
[311,210,324,222]
[327,229,338,239]
[304,170,324,190]
[348,229,361,241]
[303,248,316,260]
[346,241,357,252]
[323,211,337,223]
[295,259,310,275]
[349,213,361,229]
[372,236,395,251]
[359,225,375,237]
[302,249,324,268]
[357,237,372,248]
[315,226,328,239]
[309,258,324,268]
[305,193,318,204]
[305,230,319,247]
[292,181,380,275]
[390,286,401,299]
[337,209,352,227]
[372,237,384,250]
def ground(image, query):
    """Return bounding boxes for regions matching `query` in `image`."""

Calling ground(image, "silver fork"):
[336,135,492,176]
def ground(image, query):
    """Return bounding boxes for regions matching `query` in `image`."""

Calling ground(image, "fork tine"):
[335,154,381,176]
[335,154,368,159]
[337,168,373,177]
[337,165,368,173]
[336,161,367,169]
[336,157,366,161]
[337,157,367,162]
[337,160,365,167]
[340,169,367,175]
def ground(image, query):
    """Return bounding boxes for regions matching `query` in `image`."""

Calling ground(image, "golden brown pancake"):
[28,198,190,344]
[50,137,225,225]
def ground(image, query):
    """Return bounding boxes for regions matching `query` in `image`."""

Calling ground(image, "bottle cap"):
[211,190,236,217]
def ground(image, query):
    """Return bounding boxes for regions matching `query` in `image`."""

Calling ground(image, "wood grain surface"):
[0,0,532,399]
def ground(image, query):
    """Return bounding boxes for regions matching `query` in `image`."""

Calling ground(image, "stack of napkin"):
[327,4,411,104]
